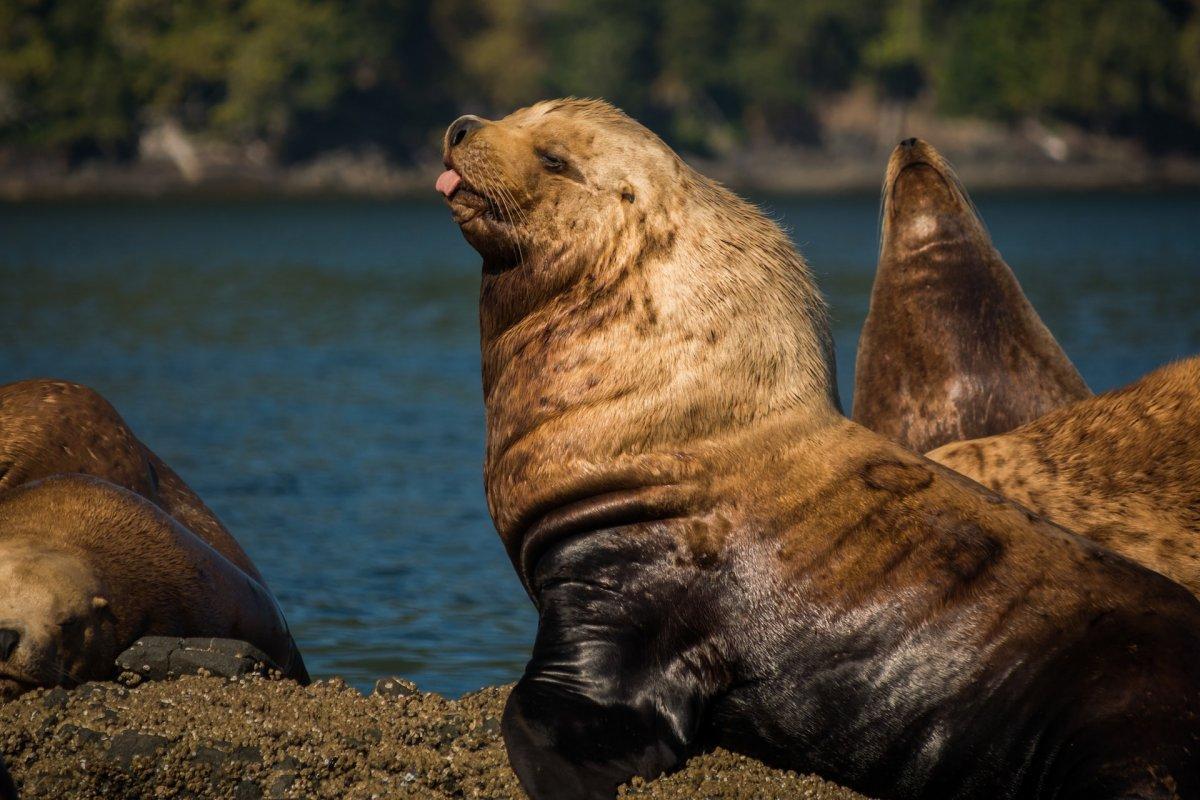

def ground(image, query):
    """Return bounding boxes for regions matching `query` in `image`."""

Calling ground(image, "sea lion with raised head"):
[929,355,1200,596]
[438,99,1200,800]
[0,473,307,698]
[853,139,1090,453]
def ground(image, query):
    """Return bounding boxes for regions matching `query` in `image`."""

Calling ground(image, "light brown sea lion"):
[929,355,1200,596]
[438,99,1200,800]
[0,474,307,698]
[0,379,262,582]
[852,139,1090,453]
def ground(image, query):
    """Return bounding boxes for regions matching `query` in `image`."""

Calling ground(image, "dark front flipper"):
[502,526,730,800]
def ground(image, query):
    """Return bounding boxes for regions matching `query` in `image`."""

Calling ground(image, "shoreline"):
[0,674,869,799]
[4,150,1200,203]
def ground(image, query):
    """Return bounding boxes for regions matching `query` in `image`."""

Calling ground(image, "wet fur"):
[853,140,1090,453]
[445,99,1200,799]
[930,356,1200,597]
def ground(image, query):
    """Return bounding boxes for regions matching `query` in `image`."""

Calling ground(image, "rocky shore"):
[6,94,1200,201]
[0,673,869,799]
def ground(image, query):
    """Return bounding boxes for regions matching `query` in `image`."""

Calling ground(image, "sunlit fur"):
[445,98,839,554]
[446,100,1200,800]
[929,356,1200,596]
[0,474,306,696]
[853,139,1090,453]
[0,379,265,583]
[0,543,115,699]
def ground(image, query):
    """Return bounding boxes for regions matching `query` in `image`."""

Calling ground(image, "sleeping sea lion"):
[0,474,307,698]
[0,379,262,582]
[852,139,1090,453]
[929,355,1200,596]
[438,99,1200,800]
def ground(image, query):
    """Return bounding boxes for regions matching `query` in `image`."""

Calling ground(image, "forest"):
[1,0,1198,166]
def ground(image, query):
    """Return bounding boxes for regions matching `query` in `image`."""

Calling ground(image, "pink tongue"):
[436,169,462,198]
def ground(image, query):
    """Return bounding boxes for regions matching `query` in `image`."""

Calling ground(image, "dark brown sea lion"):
[929,355,1200,596]
[0,474,307,698]
[438,99,1200,800]
[852,138,1090,453]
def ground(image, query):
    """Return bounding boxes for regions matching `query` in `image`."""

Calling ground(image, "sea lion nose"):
[0,629,19,660]
[447,115,484,149]
[900,137,918,149]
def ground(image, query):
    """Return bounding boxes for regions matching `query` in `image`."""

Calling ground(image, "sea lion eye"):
[538,151,566,172]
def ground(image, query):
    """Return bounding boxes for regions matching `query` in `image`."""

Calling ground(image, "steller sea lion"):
[929,355,1200,597]
[438,99,1200,800]
[852,139,1090,453]
[0,379,308,691]
[0,379,263,583]
[0,473,307,698]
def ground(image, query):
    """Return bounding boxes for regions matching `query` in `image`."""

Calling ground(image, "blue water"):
[2,191,1198,695]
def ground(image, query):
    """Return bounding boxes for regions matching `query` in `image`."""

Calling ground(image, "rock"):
[107,730,170,769]
[56,724,104,746]
[267,770,297,799]
[42,687,70,709]
[116,637,281,684]
[372,676,418,698]
[233,780,263,800]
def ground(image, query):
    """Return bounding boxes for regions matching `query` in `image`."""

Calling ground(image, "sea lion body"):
[439,99,1200,799]
[0,379,263,582]
[852,139,1090,453]
[0,474,306,696]
[0,379,308,691]
[929,356,1200,596]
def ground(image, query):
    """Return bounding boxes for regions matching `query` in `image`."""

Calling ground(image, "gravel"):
[0,675,869,799]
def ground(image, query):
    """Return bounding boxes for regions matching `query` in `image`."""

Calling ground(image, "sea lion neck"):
[479,170,841,561]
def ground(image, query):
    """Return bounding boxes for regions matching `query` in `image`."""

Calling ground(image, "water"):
[2,192,1198,695]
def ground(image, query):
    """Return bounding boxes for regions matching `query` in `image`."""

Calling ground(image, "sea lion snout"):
[884,146,972,241]
[445,115,487,151]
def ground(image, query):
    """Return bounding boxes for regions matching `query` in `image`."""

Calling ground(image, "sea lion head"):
[438,98,840,556]
[852,137,1089,453]
[438,98,690,329]
[0,542,115,698]
[881,137,993,266]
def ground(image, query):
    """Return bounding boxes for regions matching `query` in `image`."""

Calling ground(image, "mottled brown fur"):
[0,474,306,698]
[853,139,1090,453]
[444,99,838,555]
[929,356,1200,596]
[0,379,262,582]
[443,99,1200,798]
[0,379,307,694]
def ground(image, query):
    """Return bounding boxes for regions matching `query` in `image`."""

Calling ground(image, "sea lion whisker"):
[481,168,529,264]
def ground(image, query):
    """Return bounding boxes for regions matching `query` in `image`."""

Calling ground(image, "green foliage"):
[0,0,135,157]
[0,0,1197,161]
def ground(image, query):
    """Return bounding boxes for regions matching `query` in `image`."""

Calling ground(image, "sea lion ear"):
[91,596,108,610]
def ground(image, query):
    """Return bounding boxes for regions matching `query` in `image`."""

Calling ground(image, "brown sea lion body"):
[0,379,262,582]
[929,356,1200,596]
[0,474,307,697]
[0,379,308,690]
[438,100,1200,800]
[852,139,1090,453]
